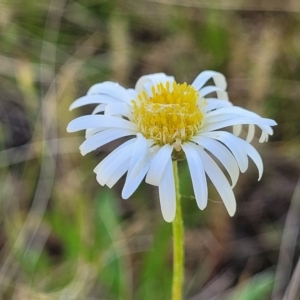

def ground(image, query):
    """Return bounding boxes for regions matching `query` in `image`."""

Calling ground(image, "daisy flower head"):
[67,71,277,222]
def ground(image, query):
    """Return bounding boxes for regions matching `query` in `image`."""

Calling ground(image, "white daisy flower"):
[67,71,277,222]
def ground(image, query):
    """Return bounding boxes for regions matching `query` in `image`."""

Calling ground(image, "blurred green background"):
[0,0,300,299]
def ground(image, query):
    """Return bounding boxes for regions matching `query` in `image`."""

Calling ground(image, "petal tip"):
[197,202,207,210]
[165,217,174,223]
[66,123,74,132]
[121,188,131,200]
[79,146,88,156]
[163,212,175,223]
[227,205,236,217]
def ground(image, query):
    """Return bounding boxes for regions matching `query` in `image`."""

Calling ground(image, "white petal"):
[127,133,148,174]
[158,158,176,222]
[231,137,264,180]
[200,131,249,173]
[199,86,228,100]
[92,104,106,114]
[96,158,130,187]
[67,115,137,132]
[135,73,175,95]
[182,143,207,210]
[87,81,133,105]
[80,128,136,155]
[94,139,136,184]
[259,131,268,143]
[85,104,107,138]
[94,138,135,173]
[204,116,274,139]
[197,147,236,216]
[87,81,120,94]
[96,158,129,186]
[121,150,151,199]
[192,71,227,91]
[205,107,273,125]
[86,127,104,138]
[205,106,254,118]
[70,94,120,110]
[203,98,233,113]
[146,144,173,186]
[104,102,131,117]
[202,117,276,134]
[205,107,276,133]
[205,106,271,121]
[246,124,255,142]
[233,124,242,136]
[192,136,239,187]
[126,88,138,98]
[105,160,130,188]
[121,135,155,199]
[259,127,273,142]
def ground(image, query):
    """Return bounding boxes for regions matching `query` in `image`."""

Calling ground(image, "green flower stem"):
[172,160,184,300]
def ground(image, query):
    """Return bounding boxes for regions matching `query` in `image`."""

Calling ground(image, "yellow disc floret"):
[132,81,205,149]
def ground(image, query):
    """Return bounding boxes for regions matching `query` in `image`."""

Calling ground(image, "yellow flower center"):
[132,81,205,150]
